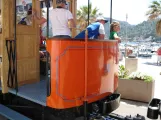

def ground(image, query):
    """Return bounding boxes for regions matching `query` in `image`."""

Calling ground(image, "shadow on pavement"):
[120,99,148,108]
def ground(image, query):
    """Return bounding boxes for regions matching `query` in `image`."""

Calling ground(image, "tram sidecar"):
[46,38,120,111]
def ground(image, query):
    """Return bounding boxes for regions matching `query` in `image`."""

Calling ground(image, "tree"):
[146,0,161,35]
[77,3,102,31]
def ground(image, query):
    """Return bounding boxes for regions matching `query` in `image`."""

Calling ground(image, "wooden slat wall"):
[1,0,40,93]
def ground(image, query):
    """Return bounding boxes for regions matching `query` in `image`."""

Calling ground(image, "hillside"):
[105,18,160,42]
[41,17,161,42]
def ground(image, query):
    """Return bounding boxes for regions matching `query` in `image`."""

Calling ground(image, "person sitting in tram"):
[33,0,76,38]
[18,6,33,25]
[74,16,108,39]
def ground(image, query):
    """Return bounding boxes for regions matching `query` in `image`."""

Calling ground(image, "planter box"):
[125,58,138,75]
[118,79,155,103]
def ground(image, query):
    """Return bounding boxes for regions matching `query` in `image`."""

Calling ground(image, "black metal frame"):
[46,0,51,97]
[110,0,113,24]
[14,0,18,92]
[87,0,90,26]
[6,40,17,90]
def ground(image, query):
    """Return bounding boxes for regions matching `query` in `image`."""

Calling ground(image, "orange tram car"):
[0,0,121,120]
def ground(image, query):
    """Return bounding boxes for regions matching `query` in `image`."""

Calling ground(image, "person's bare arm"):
[68,19,76,28]
[98,24,105,39]
[33,15,47,25]
[114,33,121,43]
[98,34,105,39]
[32,10,47,25]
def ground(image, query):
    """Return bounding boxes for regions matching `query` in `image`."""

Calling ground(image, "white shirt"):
[49,8,73,36]
[99,23,105,35]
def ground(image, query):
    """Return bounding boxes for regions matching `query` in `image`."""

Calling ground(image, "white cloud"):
[77,0,152,25]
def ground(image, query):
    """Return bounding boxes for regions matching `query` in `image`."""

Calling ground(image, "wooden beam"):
[53,0,56,8]
[1,0,10,93]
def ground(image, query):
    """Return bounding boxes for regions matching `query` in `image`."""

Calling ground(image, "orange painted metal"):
[46,38,119,109]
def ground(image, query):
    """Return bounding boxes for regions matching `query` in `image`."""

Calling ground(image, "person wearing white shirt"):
[33,0,76,38]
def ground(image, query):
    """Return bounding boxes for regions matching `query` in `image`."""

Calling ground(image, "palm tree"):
[77,3,102,31]
[146,0,161,35]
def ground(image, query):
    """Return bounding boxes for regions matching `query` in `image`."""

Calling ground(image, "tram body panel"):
[46,39,119,109]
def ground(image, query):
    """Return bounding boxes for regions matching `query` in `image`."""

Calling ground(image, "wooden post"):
[52,0,56,8]
[71,0,77,37]
[1,0,11,93]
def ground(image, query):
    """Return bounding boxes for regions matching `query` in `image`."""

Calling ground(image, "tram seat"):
[0,104,31,120]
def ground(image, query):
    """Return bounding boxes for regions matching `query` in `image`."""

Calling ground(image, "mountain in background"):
[42,17,161,42]
[104,18,161,42]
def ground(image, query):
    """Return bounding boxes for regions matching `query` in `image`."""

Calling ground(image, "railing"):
[6,39,18,92]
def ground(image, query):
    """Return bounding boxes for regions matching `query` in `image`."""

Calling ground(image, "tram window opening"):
[40,0,54,38]
[16,0,33,26]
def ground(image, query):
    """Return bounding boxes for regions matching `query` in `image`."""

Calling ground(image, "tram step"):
[0,104,31,120]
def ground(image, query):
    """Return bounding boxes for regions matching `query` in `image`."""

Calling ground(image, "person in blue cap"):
[33,0,76,38]
[75,16,108,40]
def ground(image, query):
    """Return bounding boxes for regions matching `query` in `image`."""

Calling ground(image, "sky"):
[77,0,154,25]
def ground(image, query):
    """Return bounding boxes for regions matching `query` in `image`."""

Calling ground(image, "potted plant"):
[118,64,129,79]
[118,65,155,103]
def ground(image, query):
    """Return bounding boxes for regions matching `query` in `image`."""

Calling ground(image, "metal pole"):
[110,0,112,24]
[84,29,88,120]
[125,14,128,57]
[87,0,90,25]
[14,0,18,92]
[46,0,50,97]
[47,0,49,38]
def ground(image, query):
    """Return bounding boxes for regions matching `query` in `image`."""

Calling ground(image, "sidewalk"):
[116,55,161,119]
[113,99,160,120]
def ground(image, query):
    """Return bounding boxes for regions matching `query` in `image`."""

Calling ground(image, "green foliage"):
[129,72,153,82]
[144,75,153,82]
[118,65,129,79]
[77,3,102,20]
[146,0,161,20]
[77,3,102,30]
[118,65,153,82]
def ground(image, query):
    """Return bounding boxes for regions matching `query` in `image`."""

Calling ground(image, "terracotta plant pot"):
[118,78,155,103]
